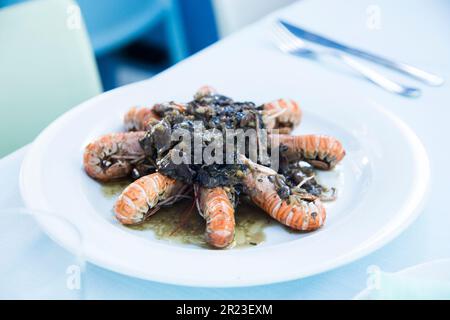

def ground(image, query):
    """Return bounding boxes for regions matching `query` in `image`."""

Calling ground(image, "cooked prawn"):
[263,99,302,133]
[271,134,345,170]
[197,186,235,248]
[153,101,186,114]
[124,106,160,131]
[83,132,146,182]
[194,85,217,100]
[124,103,187,132]
[114,173,187,224]
[240,156,326,231]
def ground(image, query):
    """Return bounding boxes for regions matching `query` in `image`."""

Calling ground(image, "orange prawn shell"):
[114,173,181,225]
[124,106,160,131]
[83,131,145,182]
[194,85,217,99]
[272,134,345,169]
[242,159,326,231]
[199,187,235,248]
[263,99,302,131]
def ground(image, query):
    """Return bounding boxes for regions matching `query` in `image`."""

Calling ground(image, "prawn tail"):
[197,186,235,248]
[114,173,184,225]
[194,85,217,100]
[263,99,302,132]
[124,106,160,131]
[272,197,326,231]
[241,156,326,231]
[271,134,345,170]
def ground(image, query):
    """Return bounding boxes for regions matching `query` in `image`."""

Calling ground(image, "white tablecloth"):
[2,0,450,299]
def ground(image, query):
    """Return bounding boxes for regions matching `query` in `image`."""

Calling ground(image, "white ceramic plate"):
[20,80,429,287]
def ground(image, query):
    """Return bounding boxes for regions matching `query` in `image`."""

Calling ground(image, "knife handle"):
[334,52,421,97]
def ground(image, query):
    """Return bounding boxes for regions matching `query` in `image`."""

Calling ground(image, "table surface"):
[2,0,450,299]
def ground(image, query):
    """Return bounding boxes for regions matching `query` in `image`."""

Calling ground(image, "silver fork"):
[271,23,421,98]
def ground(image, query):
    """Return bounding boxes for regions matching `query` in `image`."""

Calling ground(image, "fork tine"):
[276,23,302,50]
[270,27,286,51]
[271,24,288,50]
[275,23,303,53]
[272,23,296,53]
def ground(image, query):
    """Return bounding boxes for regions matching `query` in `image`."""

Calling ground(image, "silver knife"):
[279,20,444,87]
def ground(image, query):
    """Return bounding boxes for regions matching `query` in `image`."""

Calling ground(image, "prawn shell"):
[114,173,182,225]
[272,134,345,170]
[199,187,235,248]
[124,106,160,131]
[263,99,302,131]
[242,158,326,231]
[83,131,146,182]
[194,85,217,100]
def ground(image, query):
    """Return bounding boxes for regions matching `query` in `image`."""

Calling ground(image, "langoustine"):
[114,173,187,224]
[262,99,302,134]
[197,186,236,248]
[83,131,146,182]
[240,156,326,231]
[124,106,160,131]
[124,102,186,132]
[270,134,345,170]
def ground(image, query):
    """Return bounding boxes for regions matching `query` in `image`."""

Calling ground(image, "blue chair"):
[77,0,218,60]
[76,0,187,62]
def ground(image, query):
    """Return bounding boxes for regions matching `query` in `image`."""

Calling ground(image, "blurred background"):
[0,0,296,156]
[1,0,297,90]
